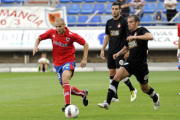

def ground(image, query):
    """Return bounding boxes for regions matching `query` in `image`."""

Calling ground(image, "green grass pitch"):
[0,71,180,120]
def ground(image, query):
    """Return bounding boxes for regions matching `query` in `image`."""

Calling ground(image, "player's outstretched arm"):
[113,46,129,60]
[135,33,154,41]
[81,42,89,68]
[127,33,153,41]
[33,37,41,56]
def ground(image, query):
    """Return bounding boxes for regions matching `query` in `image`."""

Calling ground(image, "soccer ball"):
[65,105,79,118]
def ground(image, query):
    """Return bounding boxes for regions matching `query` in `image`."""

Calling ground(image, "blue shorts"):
[54,62,76,85]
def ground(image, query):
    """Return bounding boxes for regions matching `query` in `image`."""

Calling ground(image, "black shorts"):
[108,53,124,69]
[123,62,149,84]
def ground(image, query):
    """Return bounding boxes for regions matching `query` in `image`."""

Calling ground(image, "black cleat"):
[83,90,88,106]
[62,104,70,112]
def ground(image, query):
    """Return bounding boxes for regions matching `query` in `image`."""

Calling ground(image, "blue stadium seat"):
[130,7,134,14]
[106,3,112,14]
[89,15,102,26]
[3,0,15,3]
[57,4,68,12]
[157,3,166,13]
[81,4,93,14]
[16,0,24,3]
[1,4,12,6]
[102,15,112,26]
[159,0,164,1]
[84,0,95,2]
[177,3,180,12]
[68,4,80,14]
[144,3,155,13]
[96,0,107,2]
[67,16,76,26]
[77,16,89,26]
[173,17,178,24]
[141,15,152,26]
[59,0,70,3]
[72,0,83,2]
[146,0,156,1]
[93,4,105,14]
[109,0,115,2]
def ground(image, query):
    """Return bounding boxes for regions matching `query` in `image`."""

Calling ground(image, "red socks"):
[63,83,71,105]
[71,86,85,98]
[63,83,85,105]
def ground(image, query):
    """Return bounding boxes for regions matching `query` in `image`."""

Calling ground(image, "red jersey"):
[39,27,86,66]
[178,23,180,37]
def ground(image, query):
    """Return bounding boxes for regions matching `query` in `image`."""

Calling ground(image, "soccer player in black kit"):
[100,2,137,102]
[98,15,160,110]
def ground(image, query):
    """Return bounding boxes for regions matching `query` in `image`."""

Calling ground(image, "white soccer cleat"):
[111,98,119,102]
[154,93,160,110]
[131,89,137,102]
[98,101,110,110]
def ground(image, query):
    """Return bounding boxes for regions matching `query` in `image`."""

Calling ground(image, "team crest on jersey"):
[117,23,121,28]
[66,37,70,42]
[53,35,55,38]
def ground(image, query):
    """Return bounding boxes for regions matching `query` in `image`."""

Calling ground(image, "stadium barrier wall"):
[0,26,178,72]
[0,26,178,51]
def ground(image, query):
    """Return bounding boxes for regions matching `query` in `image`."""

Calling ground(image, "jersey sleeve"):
[73,33,86,45]
[178,23,180,37]
[39,29,53,40]
[124,20,130,36]
[105,20,110,35]
[140,27,150,35]
[125,40,128,47]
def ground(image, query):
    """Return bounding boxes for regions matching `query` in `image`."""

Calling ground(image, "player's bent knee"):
[109,69,116,76]
[141,88,149,93]
[113,75,124,82]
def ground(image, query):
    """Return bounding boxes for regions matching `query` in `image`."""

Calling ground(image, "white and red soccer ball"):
[65,105,79,118]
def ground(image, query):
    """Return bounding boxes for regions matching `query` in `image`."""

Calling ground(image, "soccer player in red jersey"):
[177,23,180,59]
[33,18,89,112]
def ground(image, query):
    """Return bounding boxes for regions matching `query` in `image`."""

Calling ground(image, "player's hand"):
[127,36,136,42]
[124,52,129,59]
[33,47,39,56]
[121,4,125,8]
[100,50,106,60]
[113,53,119,60]
[81,58,87,68]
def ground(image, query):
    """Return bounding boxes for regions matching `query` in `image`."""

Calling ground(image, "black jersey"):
[105,16,129,54]
[125,27,150,66]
